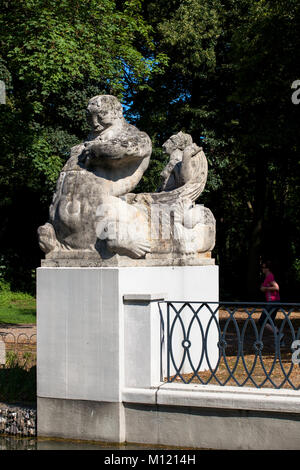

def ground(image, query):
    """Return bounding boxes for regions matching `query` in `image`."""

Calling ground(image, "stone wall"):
[0,403,36,436]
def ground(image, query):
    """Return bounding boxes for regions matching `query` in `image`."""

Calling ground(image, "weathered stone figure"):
[38,95,152,259]
[125,130,215,257]
[38,95,215,266]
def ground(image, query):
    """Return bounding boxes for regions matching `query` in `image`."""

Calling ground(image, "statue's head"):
[87,95,123,131]
[162,131,193,155]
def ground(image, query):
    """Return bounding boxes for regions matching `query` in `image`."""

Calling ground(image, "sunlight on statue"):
[38,96,215,266]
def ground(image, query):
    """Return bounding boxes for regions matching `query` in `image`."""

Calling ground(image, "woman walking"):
[258,261,284,344]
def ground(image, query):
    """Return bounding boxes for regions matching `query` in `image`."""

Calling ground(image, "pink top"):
[262,272,280,302]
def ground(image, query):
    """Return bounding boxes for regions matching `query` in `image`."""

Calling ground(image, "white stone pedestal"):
[37,265,218,442]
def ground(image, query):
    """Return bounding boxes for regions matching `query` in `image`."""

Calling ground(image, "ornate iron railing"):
[160,302,300,390]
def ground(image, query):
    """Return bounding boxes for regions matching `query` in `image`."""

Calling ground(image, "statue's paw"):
[37,223,57,254]
[128,240,151,259]
[175,222,215,255]
[107,237,151,259]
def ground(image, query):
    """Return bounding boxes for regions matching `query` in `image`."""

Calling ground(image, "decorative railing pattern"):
[0,332,36,369]
[161,302,300,390]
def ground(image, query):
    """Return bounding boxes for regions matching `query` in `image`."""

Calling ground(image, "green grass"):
[0,287,36,325]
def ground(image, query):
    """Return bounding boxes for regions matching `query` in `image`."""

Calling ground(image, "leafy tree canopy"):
[0,0,166,291]
[0,0,299,299]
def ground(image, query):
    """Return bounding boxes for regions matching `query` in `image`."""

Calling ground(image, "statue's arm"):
[83,131,151,163]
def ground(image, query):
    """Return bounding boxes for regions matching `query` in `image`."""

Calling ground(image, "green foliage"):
[0,0,166,291]
[225,0,300,297]
[0,0,299,300]
[0,287,36,324]
[0,0,158,98]
[157,0,221,75]
[130,0,300,299]
[291,259,300,285]
[0,359,36,403]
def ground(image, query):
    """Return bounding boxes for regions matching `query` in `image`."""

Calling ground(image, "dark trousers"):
[258,302,279,330]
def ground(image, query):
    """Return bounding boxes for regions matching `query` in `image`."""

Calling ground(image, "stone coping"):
[123,293,167,302]
[41,258,215,268]
[122,383,300,414]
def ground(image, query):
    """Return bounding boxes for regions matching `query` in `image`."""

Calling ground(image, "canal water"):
[0,435,196,451]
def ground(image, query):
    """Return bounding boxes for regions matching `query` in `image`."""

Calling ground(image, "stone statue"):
[38,95,215,266]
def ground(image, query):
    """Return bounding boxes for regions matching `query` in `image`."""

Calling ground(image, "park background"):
[0,0,300,318]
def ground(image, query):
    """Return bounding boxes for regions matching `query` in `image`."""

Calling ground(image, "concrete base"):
[124,403,300,450]
[37,265,219,441]
[37,395,300,450]
[37,397,125,443]
[36,265,300,449]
